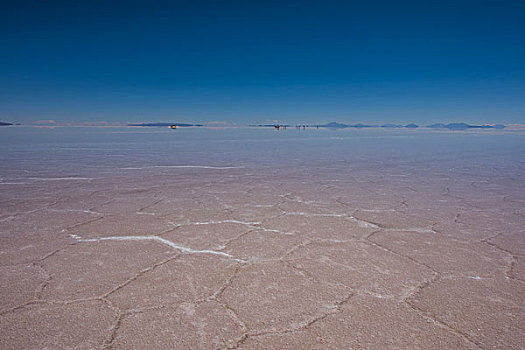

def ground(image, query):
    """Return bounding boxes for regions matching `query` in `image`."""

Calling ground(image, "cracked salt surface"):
[282,211,384,230]
[1,127,524,349]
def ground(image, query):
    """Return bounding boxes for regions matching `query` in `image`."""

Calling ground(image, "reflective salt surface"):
[1,126,524,349]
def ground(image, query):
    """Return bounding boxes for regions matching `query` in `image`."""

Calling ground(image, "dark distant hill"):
[427,123,447,129]
[318,122,349,128]
[448,123,477,130]
[0,121,13,126]
[318,122,419,129]
[317,122,376,128]
[380,123,419,128]
[381,124,404,128]
[405,123,419,128]
[128,122,203,127]
[249,121,504,130]
[350,123,374,128]
[427,123,505,130]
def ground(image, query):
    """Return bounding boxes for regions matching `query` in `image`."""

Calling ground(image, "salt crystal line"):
[284,212,347,218]
[28,177,91,180]
[191,220,260,225]
[69,234,245,262]
[385,228,436,234]
[154,165,242,169]
[119,165,242,170]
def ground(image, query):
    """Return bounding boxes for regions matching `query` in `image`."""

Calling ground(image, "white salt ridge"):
[358,291,393,299]
[348,216,380,229]
[69,234,245,262]
[377,227,436,234]
[47,209,103,215]
[441,275,484,280]
[120,165,242,170]
[154,165,242,169]
[284,196,317,205]
[359,209,397,212]
[82,210,104,215]
[191,220,260,225]
[283,211,381,229]
[284,212,347,218]
[27,177,93,181]
[0,215,16,222]
[257,228,295,235]
[402,228,436,234]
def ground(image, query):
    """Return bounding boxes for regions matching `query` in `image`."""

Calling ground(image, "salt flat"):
[1,127,524,349]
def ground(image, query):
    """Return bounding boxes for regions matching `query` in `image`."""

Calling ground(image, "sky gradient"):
[1,0,524,125]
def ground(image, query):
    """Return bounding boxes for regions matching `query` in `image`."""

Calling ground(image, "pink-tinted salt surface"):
[1,127,524,349]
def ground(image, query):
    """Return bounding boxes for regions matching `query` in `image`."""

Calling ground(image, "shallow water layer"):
[1,127,524,349]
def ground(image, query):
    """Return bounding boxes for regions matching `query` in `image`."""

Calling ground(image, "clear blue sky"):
[1,0,524,125]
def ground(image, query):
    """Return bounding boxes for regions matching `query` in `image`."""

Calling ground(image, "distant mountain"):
[468,125,494,129]
[427,123,447,129]
[0,121,13,126]
[350,123,374,128]
[318,122,419,129]
[249,121,505,130]
[405,123,419,128]
[317,122,349,128]
[427,123,505,130]
[449,123,477,130]
[317,122,376,128]
[128,122,203,127]
[381,124,404,128]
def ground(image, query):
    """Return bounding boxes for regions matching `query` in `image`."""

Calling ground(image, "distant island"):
[251,124,292,127]
[427,123,505,130]
[317,122,421,129]
[250,122,418,129]
[128,122,204,127]
[252,122,506,130]
[0,121,511,131]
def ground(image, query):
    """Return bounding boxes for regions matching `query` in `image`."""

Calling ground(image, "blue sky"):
[1,0,524,125]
